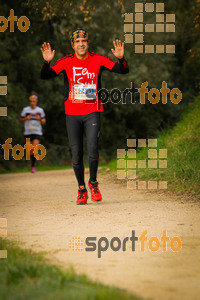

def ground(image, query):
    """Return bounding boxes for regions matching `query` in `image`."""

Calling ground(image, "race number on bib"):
[28,120,40,133]
[73,84,96,100]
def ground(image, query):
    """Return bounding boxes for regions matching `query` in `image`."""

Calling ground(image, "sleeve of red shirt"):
[100,55,116,70]
[51,58,65,74]
[100,55,129,74]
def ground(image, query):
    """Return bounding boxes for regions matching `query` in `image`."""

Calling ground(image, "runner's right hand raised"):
[41,42,55,63]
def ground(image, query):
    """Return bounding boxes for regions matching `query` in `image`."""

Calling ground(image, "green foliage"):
[137,96,200,195]
[0,238,141,300]
[107,96,200,195]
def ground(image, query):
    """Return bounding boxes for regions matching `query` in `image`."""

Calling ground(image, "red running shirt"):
[50,52,123,115]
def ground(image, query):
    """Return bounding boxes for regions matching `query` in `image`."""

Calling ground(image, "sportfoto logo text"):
[1,138,46,160]
[69,230,182,258]
[0,9,30,32]
[84,81,182,110]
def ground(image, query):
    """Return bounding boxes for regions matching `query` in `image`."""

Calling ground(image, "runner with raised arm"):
[41,30,129,204]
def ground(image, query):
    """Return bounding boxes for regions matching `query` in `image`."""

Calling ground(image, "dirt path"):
[0,169,200,300]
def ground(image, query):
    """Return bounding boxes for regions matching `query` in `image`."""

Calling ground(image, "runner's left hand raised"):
[111,40,124,59]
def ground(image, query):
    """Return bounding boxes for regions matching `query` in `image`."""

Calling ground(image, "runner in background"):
[41,30,129,204]
[20,94,46,173]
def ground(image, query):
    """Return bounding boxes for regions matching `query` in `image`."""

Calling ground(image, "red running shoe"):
[88,181,102,202]
[76,188,88,205]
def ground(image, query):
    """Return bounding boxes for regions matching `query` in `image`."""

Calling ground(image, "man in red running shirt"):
[41,29,129,205]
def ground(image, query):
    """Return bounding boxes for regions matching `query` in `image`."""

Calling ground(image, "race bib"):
[28,120,40,133]
[73,84,96,100]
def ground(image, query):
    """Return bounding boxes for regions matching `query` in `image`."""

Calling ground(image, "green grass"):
[0,239,141,300]
[105,97,200,195]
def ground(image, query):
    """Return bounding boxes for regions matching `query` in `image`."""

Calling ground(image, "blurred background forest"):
[0,0,200,171]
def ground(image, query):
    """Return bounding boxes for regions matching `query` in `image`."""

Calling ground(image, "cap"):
[70,30,88,46]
